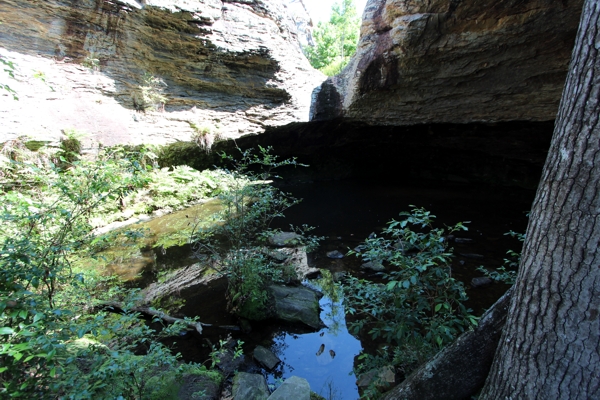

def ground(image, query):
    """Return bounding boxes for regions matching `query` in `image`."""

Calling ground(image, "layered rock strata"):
[312,0,583,124]
[0,0,324,147]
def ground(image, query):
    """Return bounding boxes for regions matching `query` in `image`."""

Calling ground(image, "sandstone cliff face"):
[312,0,583,124]
[0,0,324,147]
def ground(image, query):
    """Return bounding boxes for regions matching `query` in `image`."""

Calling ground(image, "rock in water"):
[269,232,302,247]
[267,376,311,400]
[253,345,280,370]
[232,372,270,400]
[471,277,493,288]
[269,285,323,329]
[326,250,344,259]
[361,261,385,272]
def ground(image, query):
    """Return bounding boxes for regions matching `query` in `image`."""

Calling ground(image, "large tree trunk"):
[480,1,600,398]
[381,287,512,400]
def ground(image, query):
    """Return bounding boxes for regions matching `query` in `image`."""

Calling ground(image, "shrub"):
[344,207,477,378]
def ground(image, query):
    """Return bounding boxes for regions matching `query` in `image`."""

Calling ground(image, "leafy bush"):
[0,151,204,398]
[344,207,477,377]
[133,73,168,112]
[191,146,319,313]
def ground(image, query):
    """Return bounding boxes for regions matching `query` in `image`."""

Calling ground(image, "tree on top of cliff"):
[304,0,360,76]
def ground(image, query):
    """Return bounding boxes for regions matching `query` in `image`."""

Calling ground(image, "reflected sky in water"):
[266,291,363,399]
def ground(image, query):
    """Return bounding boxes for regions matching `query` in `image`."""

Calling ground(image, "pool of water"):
[126,177,535,399]
[265,290,362,399]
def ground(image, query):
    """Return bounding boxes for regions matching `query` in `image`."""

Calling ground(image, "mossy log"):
[381,287,513,400]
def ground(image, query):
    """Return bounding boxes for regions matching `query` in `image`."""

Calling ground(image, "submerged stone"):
[326,250,344,259]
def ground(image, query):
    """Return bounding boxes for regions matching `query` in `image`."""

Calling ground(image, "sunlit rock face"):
[0,0,324,146]
[312,0,583,124]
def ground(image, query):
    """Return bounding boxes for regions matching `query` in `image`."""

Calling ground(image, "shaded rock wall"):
[0,0,324,147]
[312,0,583,124]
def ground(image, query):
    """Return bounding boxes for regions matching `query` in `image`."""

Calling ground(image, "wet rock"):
[215,341,247,376]
[267,376,311,400]
[360,261,385,272]
[264,249,289,263]
[270,285,323,329]
[253,345,280,371]
[269,232,302,247]
[471,277,493,288]
[238,284,323,329]
[326,250,344,259]
[277,247,319,282]
[232,372,270,400]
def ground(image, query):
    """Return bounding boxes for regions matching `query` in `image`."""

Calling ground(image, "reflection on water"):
[266,290,362,400]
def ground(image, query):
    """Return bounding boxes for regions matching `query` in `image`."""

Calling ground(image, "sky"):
[302,0,368,24]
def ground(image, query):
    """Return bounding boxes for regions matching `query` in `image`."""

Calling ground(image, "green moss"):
[23,140,49,152]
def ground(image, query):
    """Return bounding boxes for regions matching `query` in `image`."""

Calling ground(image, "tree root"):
[381,286,513,400]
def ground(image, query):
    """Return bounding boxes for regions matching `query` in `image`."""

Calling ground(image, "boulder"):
[253,345,281,370]
[238,284,323,329]
[270,285,323,329]
[268,376,311,400]
[177,372,221,400]
[360,261,385,272]
[267,247,319,282]
[326,250,345,259]
[232,372,270,400]
[268,232,303,247]
[471,277,493,288]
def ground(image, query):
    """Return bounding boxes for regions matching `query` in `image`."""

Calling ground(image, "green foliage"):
[304,0,361,75]
[133,73,168,112]
[0,149,216,398]
[477,230,524,285]
[189,122,222,153]
[191,146,319,313]
[56,129,84,167]
[82,53,100,71]
[344,207,477,377]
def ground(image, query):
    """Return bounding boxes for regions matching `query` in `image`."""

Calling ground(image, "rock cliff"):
[311,0,583,124]
[0,0,324,147]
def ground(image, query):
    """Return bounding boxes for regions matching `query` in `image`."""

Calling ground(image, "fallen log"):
[100,301,211,335]
[381,286,513,400]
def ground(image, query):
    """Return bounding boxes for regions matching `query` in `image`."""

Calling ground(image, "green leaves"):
[304,0,361,75]
[344,207,477,376]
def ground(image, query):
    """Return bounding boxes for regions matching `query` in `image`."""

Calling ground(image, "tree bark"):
[480,1,600,398]
[381,287,512,400]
